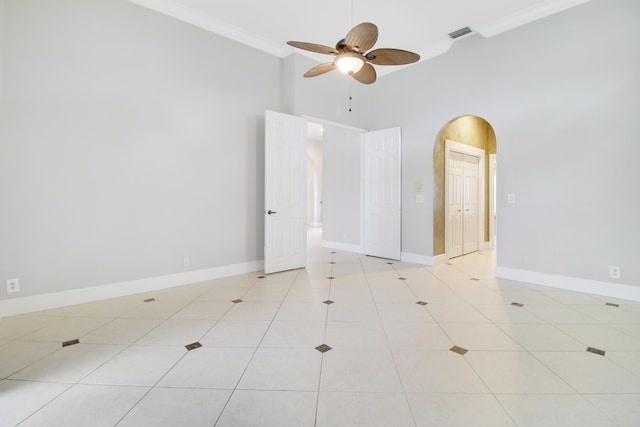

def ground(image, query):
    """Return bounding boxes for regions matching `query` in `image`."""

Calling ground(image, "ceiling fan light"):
[335,53,364,74]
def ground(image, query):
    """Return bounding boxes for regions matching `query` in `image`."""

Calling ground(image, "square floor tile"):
[216,390,317,427]
[237,348,321,391]
[569,304,640,323]
[325,321,388,349]
[19,384,148,427]
[135,319,215,346]
[196,287,246,302]
[274,302,327,321]
[408,393,516,427]
[159,347,254,389]
[0,340,61,379]
[496,394,618,427]
[497,324,585,351]
[384,322,453,350]
[20,317,111,342]
[81,345,186,386]
[328,288,374,303]
[533,351,640,393]
[523,305,600,324]
[121,299,191,319]
[376,303,435,322]
[607,351,640,376]
[317,392,414,427]
[393,349,488,393]
[199,320,270,347]
[556,324,640,351]
[10,344,125,383]
[284,288,330,302]
[474,304,545,323]
[327,303,379,322]
[585,394,640,427]
[0,380,71,426]
[465,351,574,393]
[117,387,231,427]
[170,301,234,320]
[426,303,489,323]
[371,287,418,304]
[81,319,162,345]
[260,321,325,348]
[222,302,281,321]
[541,290,604,304]
[439,323,524,351]
[321,348,403,392]
[0,315,54,340]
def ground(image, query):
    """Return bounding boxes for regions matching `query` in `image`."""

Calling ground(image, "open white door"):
[264,110,307,274]
[363,127,401,260]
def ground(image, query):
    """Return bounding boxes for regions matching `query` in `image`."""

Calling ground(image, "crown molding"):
[127,0,288,57]
[472,0,592,37]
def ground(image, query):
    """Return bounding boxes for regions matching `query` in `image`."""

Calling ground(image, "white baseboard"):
[0,260,264,317]
[496,267,640,302]
[322,240,362,254]
[400,252,449,266]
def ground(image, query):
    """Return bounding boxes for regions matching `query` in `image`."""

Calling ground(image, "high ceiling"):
[128,0,590,75]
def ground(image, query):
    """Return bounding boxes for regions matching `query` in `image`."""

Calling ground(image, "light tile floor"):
[1,229,640,426]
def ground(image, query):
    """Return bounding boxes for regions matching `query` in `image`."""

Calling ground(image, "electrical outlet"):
[183,257,190,267]
[507,194,516,204]
[6,278,20,294]
[609,266,620,279]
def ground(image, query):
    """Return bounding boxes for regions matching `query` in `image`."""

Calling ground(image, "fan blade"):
[366,48,420,65]
[287,41,338,55]
[303,62,337,78]
[345,22,378,53]
[351,63,376,84]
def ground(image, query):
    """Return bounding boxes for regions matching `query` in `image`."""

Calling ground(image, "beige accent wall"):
[433,116,497,256]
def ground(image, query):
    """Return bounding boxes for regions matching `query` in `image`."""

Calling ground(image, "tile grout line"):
[313,247,335,427]
[211,269,301,426]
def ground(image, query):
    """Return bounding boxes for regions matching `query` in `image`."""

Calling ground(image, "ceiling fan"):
[287,22,420,85]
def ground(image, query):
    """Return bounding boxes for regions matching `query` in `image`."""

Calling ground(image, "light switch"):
[416,194,424,203]
[507,194,516,204]
[415,180,423,192]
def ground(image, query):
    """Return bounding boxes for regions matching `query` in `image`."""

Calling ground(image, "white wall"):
[366,0,640,286]
[0,0,281,300]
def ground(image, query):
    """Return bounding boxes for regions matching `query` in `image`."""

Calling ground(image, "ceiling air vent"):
[448,27,473,39]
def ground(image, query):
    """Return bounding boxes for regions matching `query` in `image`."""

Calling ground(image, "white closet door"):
[447,151,464,258]
[463,154,480,254]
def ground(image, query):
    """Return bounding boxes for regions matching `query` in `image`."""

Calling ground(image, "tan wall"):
[433,116,497,255]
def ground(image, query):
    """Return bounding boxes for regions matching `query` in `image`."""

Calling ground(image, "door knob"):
[267,210,277,215]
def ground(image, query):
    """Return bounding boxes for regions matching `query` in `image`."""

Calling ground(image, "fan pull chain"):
[348,84,353,112]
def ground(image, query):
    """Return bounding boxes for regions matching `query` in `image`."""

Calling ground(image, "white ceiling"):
[128,0,590,75]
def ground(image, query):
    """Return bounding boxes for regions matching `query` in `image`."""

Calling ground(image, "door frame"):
[444,139,486,258]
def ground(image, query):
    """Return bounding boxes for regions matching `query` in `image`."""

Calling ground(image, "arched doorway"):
[433,115,497,259]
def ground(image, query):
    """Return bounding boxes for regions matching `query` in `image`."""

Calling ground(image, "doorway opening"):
[433,115,497,260]
[306,122,324,246]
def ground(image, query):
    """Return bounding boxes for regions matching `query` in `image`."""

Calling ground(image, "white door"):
[462,154,480,254]
[363,127,401,260]
[447,151,464,258]
[264,110,307,274]
[445,144,482,258]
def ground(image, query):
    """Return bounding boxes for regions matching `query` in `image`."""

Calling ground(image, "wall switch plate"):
[507,194,516,204]
[183,257,190,267]
[416,194,424,203]
[6,278,20,293]
[609,266,620,279]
